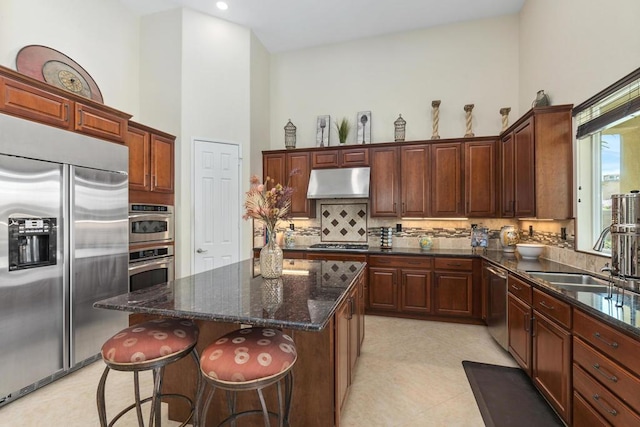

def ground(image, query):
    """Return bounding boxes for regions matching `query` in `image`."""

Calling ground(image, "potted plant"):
[335,117,351,145]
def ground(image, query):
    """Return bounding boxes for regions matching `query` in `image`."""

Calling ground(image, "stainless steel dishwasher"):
[485,264,508,350]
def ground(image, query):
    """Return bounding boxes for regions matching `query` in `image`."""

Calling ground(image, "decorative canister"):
[419,236,433,250]
[284,229,295,248]
[499,225,519,252]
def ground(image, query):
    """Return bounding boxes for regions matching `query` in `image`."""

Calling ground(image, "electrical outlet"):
[290,223,295,231]
[529,225,533,236]
[396,223,402,232]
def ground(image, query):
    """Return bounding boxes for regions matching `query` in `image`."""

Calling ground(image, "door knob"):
[196,248,208,253]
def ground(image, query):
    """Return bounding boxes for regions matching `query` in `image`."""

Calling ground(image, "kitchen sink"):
[526,271,610,293]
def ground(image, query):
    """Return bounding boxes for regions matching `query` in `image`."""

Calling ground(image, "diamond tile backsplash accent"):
[320,203,368,242]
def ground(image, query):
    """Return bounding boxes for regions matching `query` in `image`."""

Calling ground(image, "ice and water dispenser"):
[8,217,57,271]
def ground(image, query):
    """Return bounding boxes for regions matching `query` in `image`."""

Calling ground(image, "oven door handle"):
[129,257,173,274]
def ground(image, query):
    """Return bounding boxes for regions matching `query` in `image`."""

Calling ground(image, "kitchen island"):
[94,258,366,427]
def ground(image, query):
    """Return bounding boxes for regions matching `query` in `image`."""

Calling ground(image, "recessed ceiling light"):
[216,1,228,10]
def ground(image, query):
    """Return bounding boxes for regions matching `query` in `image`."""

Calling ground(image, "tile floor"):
[0,316,516,426]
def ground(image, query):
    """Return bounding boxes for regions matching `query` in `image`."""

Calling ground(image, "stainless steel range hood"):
[307,167,370,199]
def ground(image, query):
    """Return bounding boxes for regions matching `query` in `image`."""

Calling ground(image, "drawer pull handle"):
[592,394,618,416]
[593,364,618,383]
[594,332,619,349]
[539,301,555,310]
[407,261,421,265]
[378,260,390,264]
[447,263,462,267]
[511,285,522,291]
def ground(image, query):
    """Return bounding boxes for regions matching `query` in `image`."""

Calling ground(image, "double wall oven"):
[128,204,175,291]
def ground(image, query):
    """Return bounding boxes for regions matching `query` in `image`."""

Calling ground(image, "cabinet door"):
[533,311,572,423]
[507,294,532,375]
[286,151,315,218]
[370,147,399,217]
[400,269,431,314]
[150,134,175,193]
[368,267,398,311]
[357,273,365,352]
[514,118,535,217]
[401,145,430,217]
[74,103,126,143]
[335,301,350,416]
[0,76,71,129]
[348,287,358,384]
[312,150,339,168]
[500,133,515,217]
[126,126,151,192]
[263,153,286,189]
[465,140,496,217]
[433,272,473,317]
[341,148,369,167]
[431,143,463,217]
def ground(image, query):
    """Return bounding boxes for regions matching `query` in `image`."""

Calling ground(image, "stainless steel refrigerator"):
[0,113,129,406]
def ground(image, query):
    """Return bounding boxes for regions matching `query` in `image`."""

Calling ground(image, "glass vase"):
[260,227,283,278]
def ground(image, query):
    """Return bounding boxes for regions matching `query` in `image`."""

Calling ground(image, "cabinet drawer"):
[532,288,571,329]
[433,257,473,271]
[574,310,640,378]
[508,275,532,304]
[368,255,432,269]
[574,364,640,426]
[307,252,366,262]
[573,391,611,427]
[573,336,640,411]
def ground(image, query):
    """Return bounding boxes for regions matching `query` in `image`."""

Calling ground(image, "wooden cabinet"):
[370,146,400,217]
[572,309,640,424]
[368,255,432,316]
[465,139,497,217]
[127,122,175,204]
[431,143,463,217]
[0,76,71,129]
[335,273,364,421]
[311,147,369,168]
[508,292,532,375]
[262,151,315,218]
[74,102,127,143]
[400,145,430,217]
[500,105,573,219]
[433,257,477,318]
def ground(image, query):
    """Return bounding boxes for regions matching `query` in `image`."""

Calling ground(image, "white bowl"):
[516,243,545,259]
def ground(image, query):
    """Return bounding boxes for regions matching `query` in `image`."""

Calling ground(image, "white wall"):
[0,0,140,115]
[250,33,272,176]
[270,14,520,149]
[519,0,640,111]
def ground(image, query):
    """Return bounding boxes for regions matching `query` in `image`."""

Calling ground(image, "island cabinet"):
[311,147,369,168]
[263,151,315,218]
[572,309,640,425]
[127,122,175,205]
[499,105,573,219]
[367,255,432,316]
[531,288,572,424]
[433,257,479,318]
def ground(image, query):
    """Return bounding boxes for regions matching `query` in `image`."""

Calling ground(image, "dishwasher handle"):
[485,265,508,280]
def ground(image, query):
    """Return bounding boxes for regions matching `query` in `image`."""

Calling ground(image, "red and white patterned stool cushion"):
[101,318,199,365]
[200,328,297,385]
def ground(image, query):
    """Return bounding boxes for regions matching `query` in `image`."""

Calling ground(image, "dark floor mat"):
[462,361,564,427]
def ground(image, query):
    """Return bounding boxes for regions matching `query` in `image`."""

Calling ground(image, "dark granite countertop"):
[276,246,640,338]
[94,259,366,332]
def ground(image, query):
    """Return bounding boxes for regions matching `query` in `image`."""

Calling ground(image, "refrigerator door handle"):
[63,165,71,371]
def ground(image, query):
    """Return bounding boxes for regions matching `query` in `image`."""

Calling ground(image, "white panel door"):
[194,140,240,273]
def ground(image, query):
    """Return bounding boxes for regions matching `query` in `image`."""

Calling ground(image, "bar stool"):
[97,318,200,427]
[198,327,297,427]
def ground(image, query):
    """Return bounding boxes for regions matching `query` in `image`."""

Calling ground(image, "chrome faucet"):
[593,226,611,252]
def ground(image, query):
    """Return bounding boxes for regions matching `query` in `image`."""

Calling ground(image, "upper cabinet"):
[370,146,400,217]
[74,102,128,144]
[465,139,497,217]
[400,145,430,217]
[127,122,175,205]
[311,147,369,169]
[431,142,463,217]
[500,105,573,219]
[263,151,316,218]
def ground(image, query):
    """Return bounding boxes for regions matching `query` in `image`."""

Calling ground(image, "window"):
[574,69,640,253]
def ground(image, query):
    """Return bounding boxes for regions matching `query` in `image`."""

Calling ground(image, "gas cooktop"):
[309,243,369,251]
